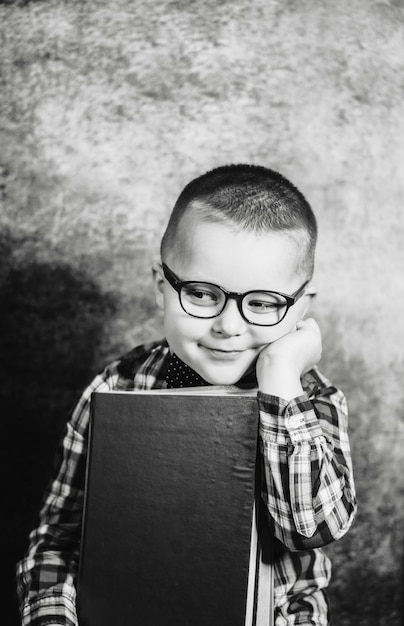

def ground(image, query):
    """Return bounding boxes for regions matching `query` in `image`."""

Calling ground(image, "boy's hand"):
[256,318,322,400]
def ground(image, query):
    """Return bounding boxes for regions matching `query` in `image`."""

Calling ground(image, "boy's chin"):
[198,364,257,387]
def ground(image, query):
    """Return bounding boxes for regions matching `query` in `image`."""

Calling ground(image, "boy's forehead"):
[166,213,308,289]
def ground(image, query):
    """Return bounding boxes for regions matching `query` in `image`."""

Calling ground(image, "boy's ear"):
[152,263,165,310]
[299,287,317,320]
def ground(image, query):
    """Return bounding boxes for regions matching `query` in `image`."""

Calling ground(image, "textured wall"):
[1,1,404,624]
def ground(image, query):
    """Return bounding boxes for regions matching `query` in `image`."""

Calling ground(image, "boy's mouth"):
[199,344,246,360]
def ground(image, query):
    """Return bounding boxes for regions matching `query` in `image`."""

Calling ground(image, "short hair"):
[160,164,318,277]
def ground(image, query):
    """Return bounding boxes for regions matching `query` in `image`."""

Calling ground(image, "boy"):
[16,164,356,625]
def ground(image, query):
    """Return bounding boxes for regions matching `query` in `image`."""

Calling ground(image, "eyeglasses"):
[161,263,311,327]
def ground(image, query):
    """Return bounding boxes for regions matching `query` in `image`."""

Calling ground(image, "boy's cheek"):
[162,309,207,342]
[255,318,298,348]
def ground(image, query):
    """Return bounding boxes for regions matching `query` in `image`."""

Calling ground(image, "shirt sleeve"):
[258,367,357,551]
[15,373,114,626]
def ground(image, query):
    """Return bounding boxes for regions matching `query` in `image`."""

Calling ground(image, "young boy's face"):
[154,216,312,385]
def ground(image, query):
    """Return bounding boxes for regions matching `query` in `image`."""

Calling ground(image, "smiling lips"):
[199,345,247,360]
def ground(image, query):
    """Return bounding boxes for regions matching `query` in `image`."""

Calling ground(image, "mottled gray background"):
[1,1,403,624]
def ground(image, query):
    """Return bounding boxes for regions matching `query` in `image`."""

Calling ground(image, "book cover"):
[77,387,272,626]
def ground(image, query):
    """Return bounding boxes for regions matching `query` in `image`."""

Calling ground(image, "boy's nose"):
[211,298,247,336]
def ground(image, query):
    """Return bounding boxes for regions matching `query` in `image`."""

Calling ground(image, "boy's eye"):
[245,293,285,314]
[182,284,220,306]
[248,301,279,311]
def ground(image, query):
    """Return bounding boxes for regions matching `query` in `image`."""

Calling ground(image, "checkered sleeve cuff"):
[257,391,325,444]
[20,582,77,626]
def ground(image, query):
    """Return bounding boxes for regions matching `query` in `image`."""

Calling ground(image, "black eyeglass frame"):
[161,262,311,327]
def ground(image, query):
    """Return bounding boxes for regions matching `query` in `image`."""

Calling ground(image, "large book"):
[77,387,273,626]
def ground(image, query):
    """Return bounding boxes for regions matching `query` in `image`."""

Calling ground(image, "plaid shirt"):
[16,339,356,626]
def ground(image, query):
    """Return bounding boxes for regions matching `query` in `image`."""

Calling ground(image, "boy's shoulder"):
[103,339,170,391]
